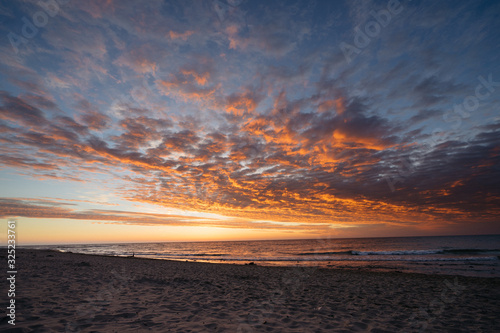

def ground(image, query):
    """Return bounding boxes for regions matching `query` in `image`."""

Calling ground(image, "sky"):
[0,0,499,245]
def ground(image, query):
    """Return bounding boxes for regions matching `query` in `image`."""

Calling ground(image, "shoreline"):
[2,249,499,332]
[33,247,500,279]
[40,249,500,283]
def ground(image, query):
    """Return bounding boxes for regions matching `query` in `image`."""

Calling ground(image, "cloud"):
[409,109,441,124]
[169,30,195,40]
[0,91,48,126]
[156,59,218,103]
[223,88,262,115]
[0,197,336,232]
[74,99,111,131]
[112,116,171,150]
[0,0,499,235]
[114,43,166,74]
[0,155,57,171]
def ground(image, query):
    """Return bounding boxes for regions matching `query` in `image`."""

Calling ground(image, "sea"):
[31,235,500,278]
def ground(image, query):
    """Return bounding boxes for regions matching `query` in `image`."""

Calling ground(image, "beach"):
[2,249,499,332]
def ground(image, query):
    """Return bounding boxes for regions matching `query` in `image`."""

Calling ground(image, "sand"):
[1,249,499,332]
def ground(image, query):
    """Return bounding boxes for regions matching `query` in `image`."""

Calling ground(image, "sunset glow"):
[1,0,499,244]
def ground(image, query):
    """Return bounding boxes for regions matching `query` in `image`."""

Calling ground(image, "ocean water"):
[33,235,500,277]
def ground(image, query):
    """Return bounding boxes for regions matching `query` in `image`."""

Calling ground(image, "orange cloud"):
[114,45,160,74]
[169,30,195,40]
[156,79,217,102]
[181,69,210,86]
[226,25,246,50]
[318,97,345,114]
[1,88,499,236]
[224,91,259,115]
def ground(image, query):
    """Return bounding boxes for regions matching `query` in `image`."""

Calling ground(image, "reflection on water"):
[29,234,500,277]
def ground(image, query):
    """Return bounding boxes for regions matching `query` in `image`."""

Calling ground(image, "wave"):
[443,249,500,255]
[297,249,446,256]
[299,249,500,256]
[297,251,353,256]
[159,256,500,262]
[108,252,227,257]
[51,246,500,263]
[351,250,444,255]
[160,253,227,257]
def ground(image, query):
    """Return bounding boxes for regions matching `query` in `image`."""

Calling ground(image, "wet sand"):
[1,249,499,332]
